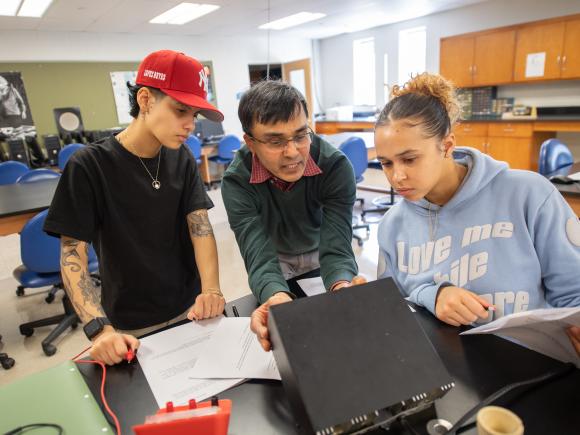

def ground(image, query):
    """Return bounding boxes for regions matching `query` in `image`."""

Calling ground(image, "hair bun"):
[391,73,460,125]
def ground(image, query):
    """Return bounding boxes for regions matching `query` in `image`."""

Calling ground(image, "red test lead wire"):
[71,348,123,435]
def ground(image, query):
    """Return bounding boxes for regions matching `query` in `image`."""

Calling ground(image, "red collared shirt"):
[249,153,323,192]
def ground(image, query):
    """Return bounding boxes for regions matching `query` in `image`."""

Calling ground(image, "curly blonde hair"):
[377,72,461,138]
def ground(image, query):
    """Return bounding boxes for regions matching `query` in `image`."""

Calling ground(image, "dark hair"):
[127,82,165,118]
[376,73,460,140]
[238,80,308,134]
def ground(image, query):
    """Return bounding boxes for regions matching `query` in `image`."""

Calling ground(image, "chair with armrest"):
[15,210,99,356]
[339,137,371,246]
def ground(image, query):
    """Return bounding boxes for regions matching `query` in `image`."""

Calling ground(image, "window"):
[398,26,426,85]
[353,37,376,106]
[383,53,389,103]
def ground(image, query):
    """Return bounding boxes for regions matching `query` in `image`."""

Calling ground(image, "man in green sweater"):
[221,80,365,350]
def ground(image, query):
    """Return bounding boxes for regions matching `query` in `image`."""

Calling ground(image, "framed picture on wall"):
[0,71,36,134]
[110,70,138,125]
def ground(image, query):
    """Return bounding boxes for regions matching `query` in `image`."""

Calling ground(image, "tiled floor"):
[0,171,391,386]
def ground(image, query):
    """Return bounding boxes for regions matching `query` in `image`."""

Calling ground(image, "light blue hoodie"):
[377,147,580,322]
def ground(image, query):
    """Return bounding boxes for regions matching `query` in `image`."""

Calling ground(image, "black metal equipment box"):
[268,278,454,434]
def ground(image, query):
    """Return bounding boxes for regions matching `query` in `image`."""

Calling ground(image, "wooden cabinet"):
[454,122,488,153]
[440,30,515,87]
[440,37,475,87]
[514,22,565,81]
[453,122,551,171]
[561,19,580,78]
[473,30,516,85]
[487,137,535,170]
[455,135,488,153]
[314,121,374,135]
[441,14,580,86]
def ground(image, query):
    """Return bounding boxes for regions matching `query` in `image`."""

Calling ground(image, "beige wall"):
[0,61,139,139]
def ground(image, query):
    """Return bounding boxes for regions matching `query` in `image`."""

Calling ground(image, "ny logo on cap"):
[198,69,209,94]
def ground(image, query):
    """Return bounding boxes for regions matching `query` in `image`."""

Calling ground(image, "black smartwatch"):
[83,317,112,341]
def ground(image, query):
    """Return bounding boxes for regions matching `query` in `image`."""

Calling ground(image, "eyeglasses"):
[247,128,313,152]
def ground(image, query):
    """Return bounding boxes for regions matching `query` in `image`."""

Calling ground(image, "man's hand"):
[331,275,367,291]
[187,291,225,321]
[566,326,580,356]
[89,326,140,365]
[250,292,293,352]
[435,286,493,326]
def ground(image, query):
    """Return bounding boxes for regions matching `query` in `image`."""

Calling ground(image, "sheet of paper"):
[525,52,546,78]
[296,276,326,297]
[190,317,281,380]
[460,307,580,367]
[567,171,580,181]
[138,317,244,408]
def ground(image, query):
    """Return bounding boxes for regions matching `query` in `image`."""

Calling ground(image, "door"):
[514,22,565,81]
[282,59,313,125]
[473,30,516,85]
[440,37,474,87]
[561,19,580,79]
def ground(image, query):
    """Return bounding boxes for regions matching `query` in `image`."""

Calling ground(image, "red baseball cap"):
[136,50,224,122]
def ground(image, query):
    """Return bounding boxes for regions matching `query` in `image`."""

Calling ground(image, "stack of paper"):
[138,316,280,408]
[138,317,243,408]
[191,317,280,380]
[460,307,580,367]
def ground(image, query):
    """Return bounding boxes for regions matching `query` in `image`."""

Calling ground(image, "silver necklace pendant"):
[152,180,161,190]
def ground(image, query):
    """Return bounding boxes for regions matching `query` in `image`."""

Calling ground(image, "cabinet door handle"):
[562,55,567,66]
[557,55,561,65]
[473,65,477,75]
[463,127,472,132]
[504,128,515,132]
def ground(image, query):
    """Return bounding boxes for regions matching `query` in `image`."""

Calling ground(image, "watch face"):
[84,318,104,340]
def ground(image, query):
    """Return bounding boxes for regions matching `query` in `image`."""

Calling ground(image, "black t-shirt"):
[44,136,213,329]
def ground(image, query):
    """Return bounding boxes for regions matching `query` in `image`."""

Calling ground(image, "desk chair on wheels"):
[0,335,15,369]
[14,210,99,356]
[339,137,371,246]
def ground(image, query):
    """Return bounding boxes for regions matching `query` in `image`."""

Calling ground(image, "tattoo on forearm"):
[187,210,214,237]
[79,270,101,306]
[61,238,82,272]
[60,238,104,322]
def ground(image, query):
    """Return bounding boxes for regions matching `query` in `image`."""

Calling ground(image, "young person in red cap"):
[44,50,225,365]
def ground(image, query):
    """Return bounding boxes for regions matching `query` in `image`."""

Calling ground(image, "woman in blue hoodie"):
[375,72,580,351]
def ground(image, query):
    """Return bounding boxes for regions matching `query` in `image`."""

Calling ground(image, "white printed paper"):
[567,171,580,181]
[190,317,281,380]
[525,52,546,78]
[138,317,243,408]
[461,307,580,367]
[296,276,326,297]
